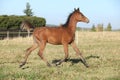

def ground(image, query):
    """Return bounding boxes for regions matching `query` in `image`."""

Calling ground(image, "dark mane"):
[62,11,75,27]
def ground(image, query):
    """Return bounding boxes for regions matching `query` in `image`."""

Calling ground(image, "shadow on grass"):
[52,55,100,66]
[85,55,100,60]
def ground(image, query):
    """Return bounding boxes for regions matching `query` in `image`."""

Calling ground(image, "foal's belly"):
[47,35,73,45]
[47,36,62,45]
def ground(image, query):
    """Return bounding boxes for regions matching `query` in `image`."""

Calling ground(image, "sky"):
[0,0,120,29]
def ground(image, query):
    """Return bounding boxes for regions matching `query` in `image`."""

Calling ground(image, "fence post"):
[27,30,30,37]
[18,30,21,37]
[75,31,79,45]
[7,31,9,39]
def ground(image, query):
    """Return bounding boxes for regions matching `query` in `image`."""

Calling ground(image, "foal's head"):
[73,8,89,23]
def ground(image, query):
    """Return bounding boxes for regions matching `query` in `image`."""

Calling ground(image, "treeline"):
[0,15,46,31]
[91,23,112,32]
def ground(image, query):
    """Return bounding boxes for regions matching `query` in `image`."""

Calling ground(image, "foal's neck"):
[67,17,77,34]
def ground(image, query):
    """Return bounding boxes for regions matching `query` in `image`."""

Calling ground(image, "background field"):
[0,32,120,80]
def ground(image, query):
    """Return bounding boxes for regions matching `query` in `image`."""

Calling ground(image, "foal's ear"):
[74,8,76,11]
[77,8,80,11]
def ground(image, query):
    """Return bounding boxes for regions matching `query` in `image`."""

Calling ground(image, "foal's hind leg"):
[19,44,38,68]
[71,42,89,68]
[38,41,51,67]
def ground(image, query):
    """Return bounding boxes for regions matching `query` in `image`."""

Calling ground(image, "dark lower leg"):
[79,53,89,68]
[19,44,38,68]
[71,42,89,68]
[38,52,51,67]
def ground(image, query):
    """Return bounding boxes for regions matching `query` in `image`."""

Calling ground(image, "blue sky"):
[0,0,120,29]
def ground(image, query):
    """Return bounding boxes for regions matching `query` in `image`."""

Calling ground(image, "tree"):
[106,23,112,31]
[24,2,33,16]
[91,24,96,31]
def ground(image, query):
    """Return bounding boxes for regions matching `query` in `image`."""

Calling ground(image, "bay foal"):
[20,8,89,68]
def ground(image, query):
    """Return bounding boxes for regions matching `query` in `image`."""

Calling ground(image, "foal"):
[20,8,89,68]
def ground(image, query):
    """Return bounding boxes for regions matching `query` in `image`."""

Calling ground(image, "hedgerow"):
[0,15,46,30]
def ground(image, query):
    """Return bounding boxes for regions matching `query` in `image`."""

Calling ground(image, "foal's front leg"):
[56,43,69,65]
[71,42,89,68]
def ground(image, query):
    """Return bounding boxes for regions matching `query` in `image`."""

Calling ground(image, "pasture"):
[0,32,120,80]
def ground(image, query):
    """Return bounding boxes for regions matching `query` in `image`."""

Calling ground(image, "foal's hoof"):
[86,64,89,68]
[47,63,51,67]
[19,64,24,68]
[19,62,26,68]
[84,63,89,68]
[55,62,61,66]
[85,64,89,68]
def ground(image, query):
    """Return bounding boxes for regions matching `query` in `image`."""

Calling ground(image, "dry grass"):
[0,32,120,80]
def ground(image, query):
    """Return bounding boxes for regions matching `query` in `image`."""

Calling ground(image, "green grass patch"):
[0,32,120,80]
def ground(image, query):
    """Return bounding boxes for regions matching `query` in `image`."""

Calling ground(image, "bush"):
[0,15,46,31]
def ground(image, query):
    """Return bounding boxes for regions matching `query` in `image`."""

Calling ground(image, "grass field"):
[0,32,120,80]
